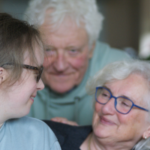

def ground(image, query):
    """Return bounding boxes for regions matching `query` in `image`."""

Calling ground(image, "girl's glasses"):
[1,63,43,83]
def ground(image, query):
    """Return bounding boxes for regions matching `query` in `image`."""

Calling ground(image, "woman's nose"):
[101,97,116,115]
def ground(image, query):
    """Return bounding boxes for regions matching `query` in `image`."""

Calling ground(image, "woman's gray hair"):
[86,59,150,150]
[24,0,104,47]
[86,60,150,95]
[132,138,150,150]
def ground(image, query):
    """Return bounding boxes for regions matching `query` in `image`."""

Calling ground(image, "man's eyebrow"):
[66,46,78,49]
[44,45,55,48]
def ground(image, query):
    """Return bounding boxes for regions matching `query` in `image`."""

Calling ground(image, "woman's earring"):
[144,135,147,139]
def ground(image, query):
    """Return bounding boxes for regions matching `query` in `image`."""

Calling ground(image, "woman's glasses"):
[1,63,43,83]
[95,86,149,114]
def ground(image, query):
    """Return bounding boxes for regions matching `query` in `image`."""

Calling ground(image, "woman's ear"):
[142,126,150,139]
[0,67,8,85]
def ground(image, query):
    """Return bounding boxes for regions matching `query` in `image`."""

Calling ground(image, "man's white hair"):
[24,0,104,47]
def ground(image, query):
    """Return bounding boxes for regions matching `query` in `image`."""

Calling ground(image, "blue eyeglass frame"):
[95,86,149,114]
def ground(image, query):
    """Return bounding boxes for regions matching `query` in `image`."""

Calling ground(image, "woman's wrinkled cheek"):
[95,102,102,113]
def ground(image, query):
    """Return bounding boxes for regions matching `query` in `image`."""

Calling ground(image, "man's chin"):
[49,84,76,94]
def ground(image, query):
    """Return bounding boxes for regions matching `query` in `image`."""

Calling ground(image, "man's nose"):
[53,50,68,71]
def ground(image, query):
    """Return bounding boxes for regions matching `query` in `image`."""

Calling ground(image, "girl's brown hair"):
[0,13,44,85]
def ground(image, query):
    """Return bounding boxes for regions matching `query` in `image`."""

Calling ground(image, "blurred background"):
[0,0,150,59]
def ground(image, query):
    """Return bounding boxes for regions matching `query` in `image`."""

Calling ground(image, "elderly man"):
[24,0,130,125]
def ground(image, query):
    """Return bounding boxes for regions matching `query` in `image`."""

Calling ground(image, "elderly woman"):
[45,60,150,150]
[0,13,61,150]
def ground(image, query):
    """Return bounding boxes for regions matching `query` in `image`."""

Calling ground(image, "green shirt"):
[28,42,131,125]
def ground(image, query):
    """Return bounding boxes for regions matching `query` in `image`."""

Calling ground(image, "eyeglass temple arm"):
[134,104,149,112]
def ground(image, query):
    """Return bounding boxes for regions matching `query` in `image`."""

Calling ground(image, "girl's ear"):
[0,67,9,85]
[142,126,150,139]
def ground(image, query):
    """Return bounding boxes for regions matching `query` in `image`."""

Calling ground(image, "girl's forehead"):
[23,47,44,66]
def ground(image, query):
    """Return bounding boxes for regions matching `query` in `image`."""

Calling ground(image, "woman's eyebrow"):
[103,85,133,100]
[103,85,111,91]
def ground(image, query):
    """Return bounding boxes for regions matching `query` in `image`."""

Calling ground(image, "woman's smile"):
[100,116,116,126]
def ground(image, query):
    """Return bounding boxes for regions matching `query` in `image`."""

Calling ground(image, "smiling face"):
[92,74,150,148]
[38,17,94,93]
[0,47,44,120]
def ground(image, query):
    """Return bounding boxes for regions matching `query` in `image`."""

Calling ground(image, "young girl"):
[0,13,61,150]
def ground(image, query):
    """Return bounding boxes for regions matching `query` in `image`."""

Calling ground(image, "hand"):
[51,117,79,126]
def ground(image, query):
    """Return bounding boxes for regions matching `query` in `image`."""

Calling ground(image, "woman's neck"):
[80,133,101,150]
[88,133,102,150]
[80,133,133,150]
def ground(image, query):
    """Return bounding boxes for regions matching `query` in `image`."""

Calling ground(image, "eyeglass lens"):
[96,87,133,114]
[22,65,43,83]
[0,63,43,83]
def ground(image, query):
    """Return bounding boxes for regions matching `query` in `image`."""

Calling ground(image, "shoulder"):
[94,41,130,58]
[44,120,92,135]
[8,117,58,141]
[90,41,131,76]
[10,116,46,127]
[44,120,92,150]
[16,117,54,133]
[6,117,61,150]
